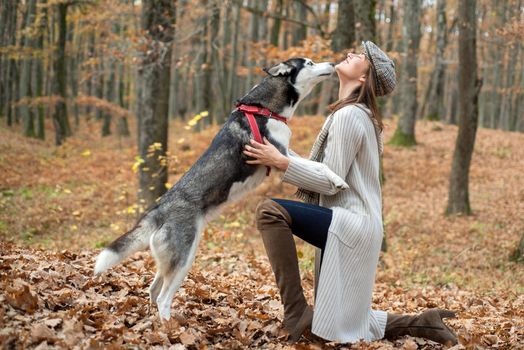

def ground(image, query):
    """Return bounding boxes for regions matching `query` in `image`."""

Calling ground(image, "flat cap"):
[362,41,396,96]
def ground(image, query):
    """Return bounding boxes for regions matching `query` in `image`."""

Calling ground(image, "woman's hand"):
[243,137,290,171]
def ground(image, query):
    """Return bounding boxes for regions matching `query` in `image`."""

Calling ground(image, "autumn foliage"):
[1,116,523,348]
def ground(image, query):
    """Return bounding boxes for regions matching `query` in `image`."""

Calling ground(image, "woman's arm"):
[242,107,365,195]
[281,108,365,195]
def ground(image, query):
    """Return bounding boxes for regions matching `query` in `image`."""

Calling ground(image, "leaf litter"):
[1,117,524,348]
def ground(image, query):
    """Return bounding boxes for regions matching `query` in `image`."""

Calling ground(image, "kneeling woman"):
[243,41,458,345]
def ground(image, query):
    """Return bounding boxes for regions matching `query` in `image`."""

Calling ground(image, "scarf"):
[294,104,383,204]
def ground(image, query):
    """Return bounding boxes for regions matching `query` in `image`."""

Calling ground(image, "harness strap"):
[244,111,270,176]
[236,104,288,176]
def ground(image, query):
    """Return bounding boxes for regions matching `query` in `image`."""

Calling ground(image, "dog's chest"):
[225,119,291,204]
[266,118,291,149]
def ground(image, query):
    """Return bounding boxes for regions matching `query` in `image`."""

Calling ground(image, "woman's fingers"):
[243,149,257,157]
[249,139,266,149]
[244,145,260,156]
[246,159,261,164]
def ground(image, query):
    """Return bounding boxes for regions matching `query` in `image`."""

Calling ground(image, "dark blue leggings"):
[271,198,332,251]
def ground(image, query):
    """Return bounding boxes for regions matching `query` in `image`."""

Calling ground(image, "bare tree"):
[137,0,176,209]
[331,0,355,52]
[52,2,73,145]
[354,0,377,43]
[446,0,481,215]
[390,0,421,146]
[422,0,448,121]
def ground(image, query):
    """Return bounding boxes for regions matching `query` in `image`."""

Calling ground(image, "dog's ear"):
[263,62,295,77]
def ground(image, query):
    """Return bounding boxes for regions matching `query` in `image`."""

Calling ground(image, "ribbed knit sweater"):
[281,103,387,342]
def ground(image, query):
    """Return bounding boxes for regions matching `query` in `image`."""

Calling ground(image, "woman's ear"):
[358,74,367,83]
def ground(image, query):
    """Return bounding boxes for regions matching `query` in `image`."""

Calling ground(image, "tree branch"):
[240,4,326,39]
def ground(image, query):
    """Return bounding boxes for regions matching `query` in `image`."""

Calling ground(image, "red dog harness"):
[236,104,288,176]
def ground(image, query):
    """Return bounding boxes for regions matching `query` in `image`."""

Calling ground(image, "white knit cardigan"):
[281,104,387,342]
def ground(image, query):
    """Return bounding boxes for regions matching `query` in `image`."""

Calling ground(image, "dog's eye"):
[307,61,313,66]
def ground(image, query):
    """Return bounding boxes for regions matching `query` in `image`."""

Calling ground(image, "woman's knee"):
[255,198,291,229]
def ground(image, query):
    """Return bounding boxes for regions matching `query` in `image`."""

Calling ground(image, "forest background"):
[1,0,523,348]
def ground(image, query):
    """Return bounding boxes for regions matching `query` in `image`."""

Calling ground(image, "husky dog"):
[94,58,348,320]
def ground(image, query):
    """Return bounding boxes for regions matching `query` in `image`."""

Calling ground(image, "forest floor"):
[1,116,524,349]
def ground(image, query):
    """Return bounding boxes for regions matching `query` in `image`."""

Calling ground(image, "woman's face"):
[335,52,370,83]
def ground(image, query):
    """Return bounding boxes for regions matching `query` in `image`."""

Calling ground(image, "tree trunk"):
[446,0,480,215]
[354,0,377,43]
[33,0,47,140]
[488,2,507,129]
[208,2,220,124]
[52,3,72,145]
[20,0,38,137]
[68,17,80,128]
[227,2,241,107]
[499,43,517,131]
[270,0,283,47]
[117,62,130,137]
[292,1,307,45]
[424,0,447,121]
[385,1,396,52]
[331,0,355,53]
[390,0,421,146]
[246,0,260,91]
[137,0,176,209]
[102,61,115,137]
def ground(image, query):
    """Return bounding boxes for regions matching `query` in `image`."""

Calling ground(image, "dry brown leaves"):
[1,241,523,349]
[1,116,524,348]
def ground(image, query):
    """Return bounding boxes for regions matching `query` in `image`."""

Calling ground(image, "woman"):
[243,41,458,345]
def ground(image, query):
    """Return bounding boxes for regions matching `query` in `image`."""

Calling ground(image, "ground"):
[1,116,523,349]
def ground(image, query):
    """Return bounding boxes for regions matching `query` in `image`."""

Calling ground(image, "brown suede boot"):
[256,198,314,342]
[384,309,458,346]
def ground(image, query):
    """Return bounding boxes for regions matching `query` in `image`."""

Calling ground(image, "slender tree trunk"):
[270,0,283,47]
[208,2,220,124]
[331,0,355,53]
[354,0,377,43]
[68,17,80,128]
[227,2,240,107]
[292,1,307,45]
[246,0,259,91]
[34,0,47,140]
[216,2,231,122]
[137,0,176,209]
[489,2,507,129]
[102,61,115,136]
[446,0,481,215]
[424,0,447,121]
[499,44,517,130]
[86,31,96,118]
[117,62,130,137]
[258,0,269,45]
[52,3,72,145]
[20,0,38,138]
[390,0,421,146]
[385,1,396,52]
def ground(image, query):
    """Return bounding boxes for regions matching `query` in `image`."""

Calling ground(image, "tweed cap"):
[361,41,396,96]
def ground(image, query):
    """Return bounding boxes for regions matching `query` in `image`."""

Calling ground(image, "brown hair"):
[328,66,383,132]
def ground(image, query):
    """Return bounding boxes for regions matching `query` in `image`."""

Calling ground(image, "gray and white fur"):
[94,58,345,320]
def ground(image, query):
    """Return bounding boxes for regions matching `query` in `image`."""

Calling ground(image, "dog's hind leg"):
[149,271,163,305]
[151,218,204,320]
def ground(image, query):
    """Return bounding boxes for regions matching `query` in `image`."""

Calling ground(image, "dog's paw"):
[158,302,172,321]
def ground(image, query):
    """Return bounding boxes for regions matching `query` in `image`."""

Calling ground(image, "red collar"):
[236,104,288,176]
[236,104,288,124]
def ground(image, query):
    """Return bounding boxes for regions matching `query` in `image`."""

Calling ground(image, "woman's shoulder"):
[332,104,370,125]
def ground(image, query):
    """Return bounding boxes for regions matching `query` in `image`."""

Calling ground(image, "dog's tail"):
[94,213,157,275]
